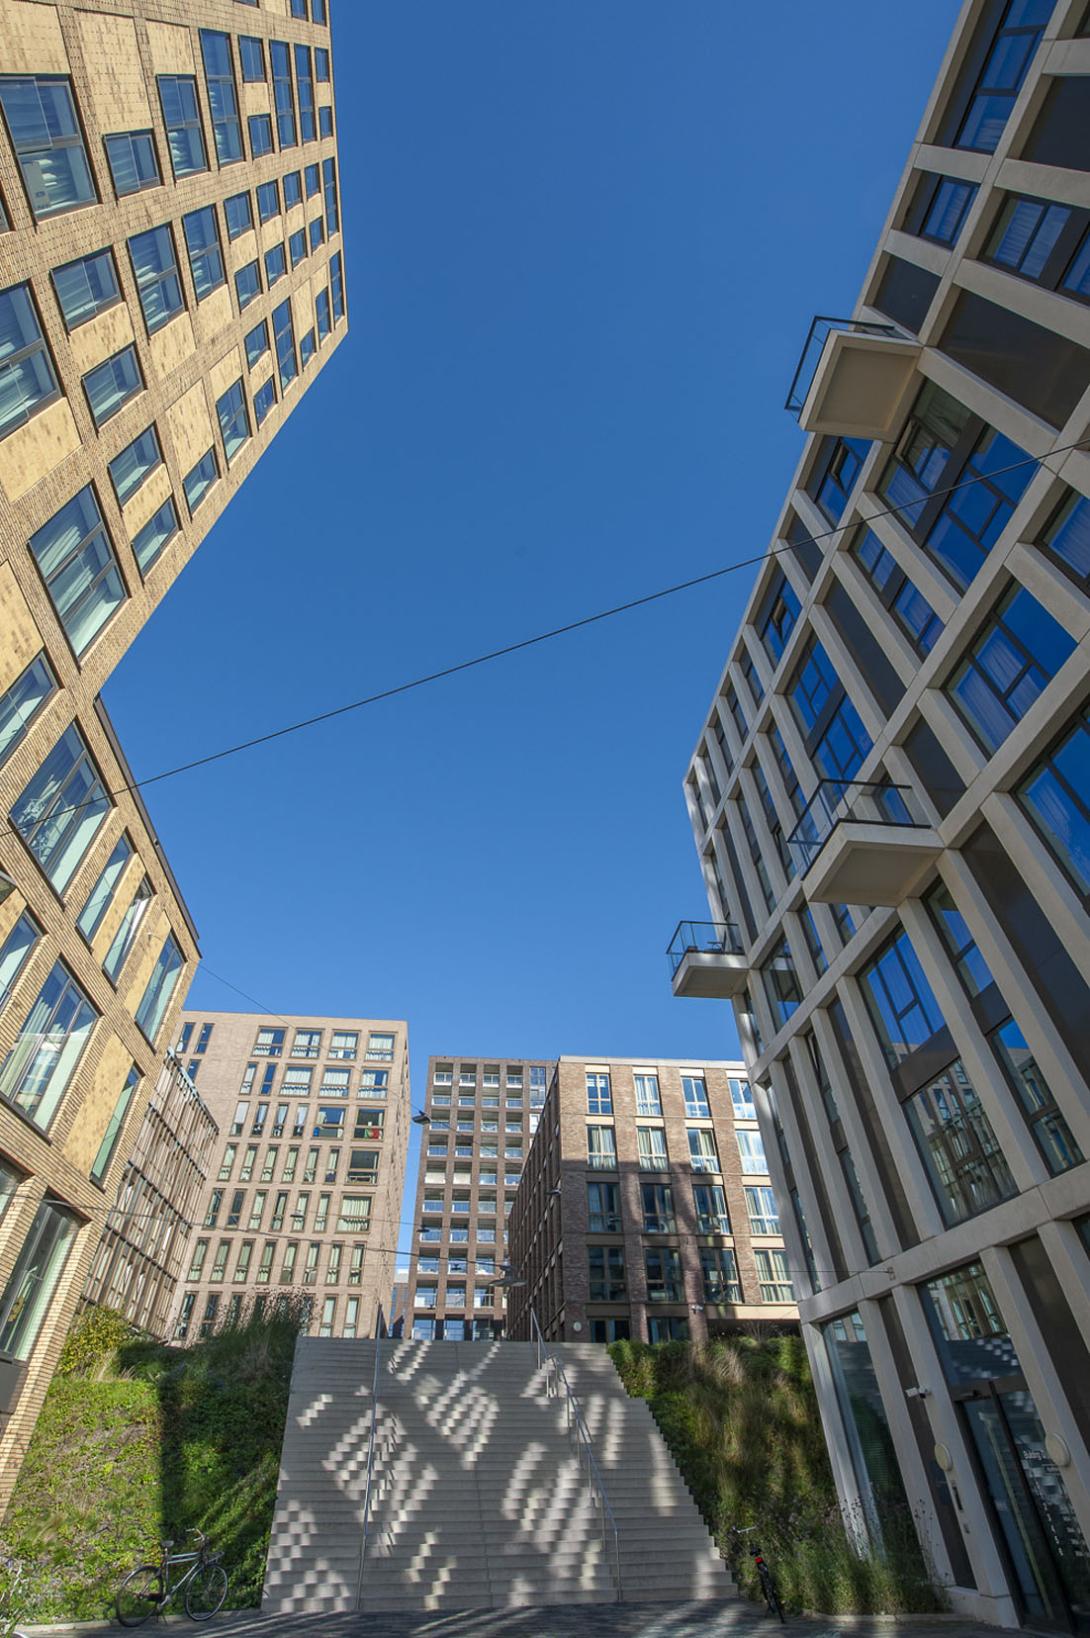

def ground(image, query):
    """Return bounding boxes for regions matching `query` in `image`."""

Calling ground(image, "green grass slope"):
[1,1304,300,1624]
[608,1333,944,1616]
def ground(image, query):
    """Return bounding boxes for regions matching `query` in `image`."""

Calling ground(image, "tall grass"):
[608,1334,945,1616]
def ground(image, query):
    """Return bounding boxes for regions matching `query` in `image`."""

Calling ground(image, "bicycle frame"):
[156,1542,218,1608]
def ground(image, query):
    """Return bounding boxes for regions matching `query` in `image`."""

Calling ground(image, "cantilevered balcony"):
[785,316,921,441]
[788,780,942,906]
[668,920,747,1000]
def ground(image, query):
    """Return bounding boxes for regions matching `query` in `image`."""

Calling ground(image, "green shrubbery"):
[1,1299,304,1624]
[608,1333,945,1616]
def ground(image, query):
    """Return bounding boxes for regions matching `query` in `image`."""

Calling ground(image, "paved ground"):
[26,1601,1006,1638]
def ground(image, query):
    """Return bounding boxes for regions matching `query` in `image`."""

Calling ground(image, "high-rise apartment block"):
[0,0,344,1506]
[406,1056,552,1340]
[676,0,1090,1627]
[171,1012,409,1344]
[507,1057,796,1345]
[83,1050,218,1338]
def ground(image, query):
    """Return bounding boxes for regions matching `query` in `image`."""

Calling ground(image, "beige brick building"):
[0,0,344,1509]
[405,1056,552,1339]
[170,1012,409,1344]
[507,1056,798,1344]
[83,1049,218,1338]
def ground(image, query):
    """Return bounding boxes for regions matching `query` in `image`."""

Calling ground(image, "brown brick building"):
[0,0,344,1508]
[170,1011,409,1344]
[83,1049,218,1338]
[508,1056,798,1344]
[406,1056,552,1339]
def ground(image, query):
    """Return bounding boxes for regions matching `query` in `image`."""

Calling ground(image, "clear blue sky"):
[104,1,959,1239]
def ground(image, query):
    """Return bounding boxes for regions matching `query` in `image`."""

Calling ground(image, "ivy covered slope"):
[1,1303,300,1624]
[607,1334,944,1616]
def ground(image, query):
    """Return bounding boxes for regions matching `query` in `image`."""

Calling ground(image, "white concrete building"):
[675,0,1090,1628]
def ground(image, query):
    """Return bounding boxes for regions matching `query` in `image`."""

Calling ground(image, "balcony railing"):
[787,779,942,905]
[667,920,744,977]
[785,316,902,417]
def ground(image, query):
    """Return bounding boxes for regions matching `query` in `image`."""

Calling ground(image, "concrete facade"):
[170,1011,409,1343]
[0,0,344,1509]
[406,1056,552,1340]
[82,1048,218,1338]
[677,0,1090,1629]
[507,1057,797,1345]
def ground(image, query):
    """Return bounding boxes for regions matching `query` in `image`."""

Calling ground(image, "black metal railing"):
[785,316,903,417]
[667,920,745,979]
[786,780,930,875]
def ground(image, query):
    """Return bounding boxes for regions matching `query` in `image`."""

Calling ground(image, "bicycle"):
[115,1529,228,1626]
[729,1524,785,1623]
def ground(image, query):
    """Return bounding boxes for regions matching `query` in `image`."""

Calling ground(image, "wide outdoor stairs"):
[263,1337,737,1614]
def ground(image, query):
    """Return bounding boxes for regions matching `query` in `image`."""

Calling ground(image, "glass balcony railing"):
[786,780,932,875]
[785,316,902,418]
[667,920,744,979]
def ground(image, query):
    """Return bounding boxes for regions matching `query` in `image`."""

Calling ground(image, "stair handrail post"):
[527,1306,622,1603]
[355,1302,386,1609]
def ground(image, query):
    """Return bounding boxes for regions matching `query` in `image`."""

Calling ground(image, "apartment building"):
[171,1012,409,1343]
[83,1050,218,1338]
[0,0,345,1505]
[674,0,1090,1627]
[507,1057,796,1346]
[406,1056,552,1340]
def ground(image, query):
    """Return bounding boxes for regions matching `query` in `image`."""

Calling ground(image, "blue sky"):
[104,1,959,1241]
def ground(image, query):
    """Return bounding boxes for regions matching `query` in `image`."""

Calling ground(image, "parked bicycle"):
[115,1529,227,1626]
[729,1524,785,1622]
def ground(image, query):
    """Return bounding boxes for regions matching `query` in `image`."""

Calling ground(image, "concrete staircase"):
[263,1337,737,1615]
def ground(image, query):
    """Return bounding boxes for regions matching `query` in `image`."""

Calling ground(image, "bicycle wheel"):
[115,1565,164,1627]
[758,1562,786,1623]
[186,1561,228,1620]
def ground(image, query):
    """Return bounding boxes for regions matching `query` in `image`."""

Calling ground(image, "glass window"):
[108,424,162,505]
[754,1247,795,1302]
[730,1077,756,1120]
[693,1182,730,1235]
[762,937,802,1030]
[955,2,1048,153]
[77,833,132,942]
[745,1184,780,1235]
[990,1015,1084,1176]
[11,722,109,891]
[586,1180,620,1232]
[0,911,39,1011]
[157,75,207,177]
[270,42,297,148]
[104,130,159,197]
[295,44,316,141]
[823,1311,911,1528]
[987,194,1071,283]
[366,1032,394,1061]
[183,449,218,514]
[1017,704,1090,902]
[199,30,243,165]
[299,327,316,368]
[641,1182,676,1233]
[103,875,151,983]
[682,1075,709,1118]
[587,1124,616,1169]
[245,319,269,370]
[904,1057,1017,1227]
[852,526,942,657]
[0,76,95,218]
[235,260,261,310]
[637,1125,668,1170]
[91,1065,139,1183]
[330,251,345,320]
[283,170,302,210]
[757,572,800,666]
[316,287,331,340]
[810,435,869,524]
[860,928,946,1069]
[240,36,265,82]
[257,180,280,222]
[919,175,978,245]
[247,115,274,158]
[29,484,125,657]
[319,106,333,139]
[308,215,323,251]
[224,191,253,241]
[289,229,306,269]
[264,244,287,287]
[253,379,277,427]
[0,1199,79,1357]
[216,379,250,463]
[316,49,331,83]
[787,635,872,782]
[735,1129,766,1174]
[305,163,320,197]
[946,583,1074,755]
[585,1071,611,1114]
[686,1127,719,1172]
[1038,490,1090,593]
[182,206,225,299]
[129,225,183,332]
[131,498,178,576]
[51,249,119,331]
[135,933,183,1042]
[0,652,55,771]
[323,156,339,234]
[645,1246,683,1302]
[633,1073,660,1116]
[0,960,97,1127]
[83,345,142,426]
[0,281,60,437]
[588,1245,626,1301]
[701,1246,741,1303]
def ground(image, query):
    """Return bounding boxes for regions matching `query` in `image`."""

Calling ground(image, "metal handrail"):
[529,1308,621,1601]
[784,314,903,416]
[355,1303,386,1607]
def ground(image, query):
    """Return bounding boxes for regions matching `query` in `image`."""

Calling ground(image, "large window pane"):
[104,130,159,197]
[0,652,55,771]
[28,485,125,656]
[946,584,1074,754]
[0,282,60,437]
[0,1199,79,1357]
[82,345,142,427]
[103,875,151,983]
[182,206,224,299]
[108,425,162,505]
[904,1058,1017,1226]
[11,723,110,892]
[76,832,132,942]
[131,498,179,577]
[1017,706,1090,902]
[134,933,183,1042]
[157,75,207,177]
[129,225,183,332]
[860,929,946,1068]
[0,912,40,1010]
[199,31,242,165]
[0,77,95,218]
[0,960,97,1128]
[91,1066,139,1183]
[51,249,119,331]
